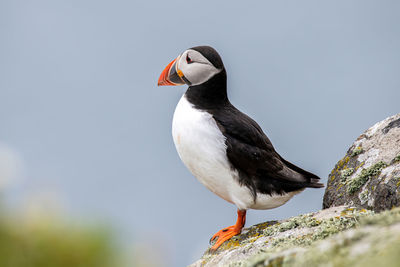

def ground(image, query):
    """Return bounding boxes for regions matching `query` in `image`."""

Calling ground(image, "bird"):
[157,46,324,250]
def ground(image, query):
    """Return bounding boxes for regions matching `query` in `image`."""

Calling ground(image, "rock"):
[189,206,400,267]
[323,113,400,212]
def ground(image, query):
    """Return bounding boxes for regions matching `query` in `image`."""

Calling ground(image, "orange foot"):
[209,209,246,251]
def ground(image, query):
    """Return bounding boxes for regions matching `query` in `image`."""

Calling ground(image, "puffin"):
[157,46,324,250]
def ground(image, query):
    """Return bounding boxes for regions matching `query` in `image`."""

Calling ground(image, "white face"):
[176,49,222,86]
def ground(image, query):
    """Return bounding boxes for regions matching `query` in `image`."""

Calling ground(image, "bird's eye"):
[186,54,192,64]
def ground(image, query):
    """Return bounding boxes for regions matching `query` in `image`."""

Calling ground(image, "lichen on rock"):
[346,161,387,195]
[340,168,354,182]
[351,146,363,157]
[323,113,400,212]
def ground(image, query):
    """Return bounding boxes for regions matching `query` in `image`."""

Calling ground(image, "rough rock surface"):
[323,113,400,211]
[190,206,400,267]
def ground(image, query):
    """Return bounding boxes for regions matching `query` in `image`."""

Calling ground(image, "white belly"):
[172,94,298,210]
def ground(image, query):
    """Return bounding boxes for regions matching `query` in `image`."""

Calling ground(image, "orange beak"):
[157,57,186,86]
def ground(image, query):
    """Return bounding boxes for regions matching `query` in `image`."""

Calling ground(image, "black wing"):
[211,104,324,198]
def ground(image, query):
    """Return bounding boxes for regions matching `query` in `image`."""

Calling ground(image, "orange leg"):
[210,209,246,250]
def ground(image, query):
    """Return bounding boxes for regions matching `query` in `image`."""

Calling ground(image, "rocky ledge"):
[190,113,400,267]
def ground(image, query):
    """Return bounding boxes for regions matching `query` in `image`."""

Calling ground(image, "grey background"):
[1,0,399,266]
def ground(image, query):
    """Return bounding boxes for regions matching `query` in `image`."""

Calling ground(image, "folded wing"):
[212,104,324,198]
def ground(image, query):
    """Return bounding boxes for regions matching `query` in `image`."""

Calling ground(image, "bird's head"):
[157,46,224,87]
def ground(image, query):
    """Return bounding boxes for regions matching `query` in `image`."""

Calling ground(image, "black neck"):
[185,69,229,110]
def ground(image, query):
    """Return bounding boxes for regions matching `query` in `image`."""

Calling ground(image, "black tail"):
[279,156,324,188]
[308,178,325,188]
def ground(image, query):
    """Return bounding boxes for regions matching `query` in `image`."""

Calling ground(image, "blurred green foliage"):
[0,211,119,267]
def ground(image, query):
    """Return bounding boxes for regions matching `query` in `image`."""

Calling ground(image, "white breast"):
[172,94,298,210]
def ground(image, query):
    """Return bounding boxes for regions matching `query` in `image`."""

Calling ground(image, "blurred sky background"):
[1,0,400,266]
